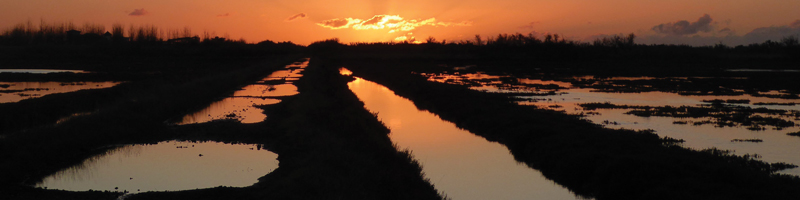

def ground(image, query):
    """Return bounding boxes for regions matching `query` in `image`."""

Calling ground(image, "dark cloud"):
[743,20,800,43]
[639,20,800,46]
[217,13,230,17]
[129,8,149,16]
[318,18,351,29]
[637,34,742,46]
[286,13,307,21]
[518,21,540,29]
[652,14,714,36]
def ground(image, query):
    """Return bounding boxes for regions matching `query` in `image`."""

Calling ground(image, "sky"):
[1,0,799,45]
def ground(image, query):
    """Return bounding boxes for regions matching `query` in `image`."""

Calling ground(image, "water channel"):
[34,60,311,193]
[343,68,584,200]
[178,59,307,124]
[423,71,800,176]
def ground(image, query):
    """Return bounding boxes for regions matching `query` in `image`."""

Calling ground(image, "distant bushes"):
[0,20,291,47]
[0,20,105,45]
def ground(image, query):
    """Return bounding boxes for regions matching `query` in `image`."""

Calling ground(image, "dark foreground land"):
[1,39,800,200]
[0,45,442,199]
[340,58,800,200]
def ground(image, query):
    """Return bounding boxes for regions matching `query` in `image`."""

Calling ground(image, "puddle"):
[233,84,298,97]
[178,98,281,124]
[345,69,585,200]
[0,82,121,103]
[422,71,800,176]
[0,69,88,74]
[177,59,308,124]
[36,141,278,193]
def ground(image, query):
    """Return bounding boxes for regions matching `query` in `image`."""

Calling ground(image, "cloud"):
[217,13,230,17]
[286,13,307,21]
[317,15,471,33]
[743,20,800,43]
[652,14,714,36]
[394,33,421,44]
[518,21,540,29]
[129,8,149,16]
[319,18,352,29]
[638,20,800,46]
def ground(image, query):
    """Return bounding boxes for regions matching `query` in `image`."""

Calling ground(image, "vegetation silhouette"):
[318,33,800,199]
[2,19,800,199]
[340,60,800,200]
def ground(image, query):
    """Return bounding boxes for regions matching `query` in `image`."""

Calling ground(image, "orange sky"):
[1,0,799,45]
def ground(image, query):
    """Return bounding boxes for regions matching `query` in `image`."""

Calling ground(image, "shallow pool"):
[36,141,279,193]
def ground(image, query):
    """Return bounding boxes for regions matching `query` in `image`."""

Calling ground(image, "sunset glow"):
[318,15,471,33]
[1,0,799,45]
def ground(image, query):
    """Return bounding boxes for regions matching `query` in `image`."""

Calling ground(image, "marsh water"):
[36,141,278,193]
[0,81,120,103]
[423,71,800,176]
[344,69,584,200]
[178,59,307,124]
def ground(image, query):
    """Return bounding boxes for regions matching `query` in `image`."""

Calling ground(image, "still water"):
[344,69,584,200]
[36,141,278,193]
[423,71,800,176]
[0,81,120,103]
[178,59,308,124]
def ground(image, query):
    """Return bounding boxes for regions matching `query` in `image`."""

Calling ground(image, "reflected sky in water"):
[36,141,278,193]
[345,69,584,200]
[178,59,308,124]
[0,82,120,103]
[178,97,280,124]
[423,71,800,176]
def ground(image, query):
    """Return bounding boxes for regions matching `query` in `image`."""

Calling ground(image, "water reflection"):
[345,71,583,200]
[178,98,280,124]
[36,141,279,193]
[0,82,121,103]
[423,71,800,176]
[178,59,308,124]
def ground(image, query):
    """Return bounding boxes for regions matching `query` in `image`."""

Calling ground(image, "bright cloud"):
[317,15,471,33]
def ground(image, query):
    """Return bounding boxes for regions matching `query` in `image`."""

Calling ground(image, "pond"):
[0,81,121,103]
[177,58,308,124]
[344,68,585,200]
[421,70,800,176]
[35,141,279,193]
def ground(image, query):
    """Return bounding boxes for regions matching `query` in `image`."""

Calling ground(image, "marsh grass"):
[341,59,800,200]
[123,58,443,200]
[0,49,301,187]
[579,102,799,130]
[1,20,266,45]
